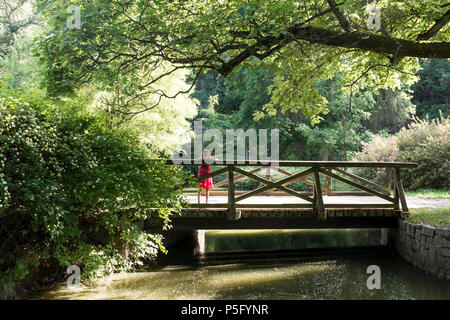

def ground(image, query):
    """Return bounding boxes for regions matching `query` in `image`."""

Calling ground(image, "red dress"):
[198,165,213,190]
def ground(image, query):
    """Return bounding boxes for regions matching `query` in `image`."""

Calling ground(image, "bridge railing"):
[166,160,416,220]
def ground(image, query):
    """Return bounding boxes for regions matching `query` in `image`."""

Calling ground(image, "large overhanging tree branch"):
[215,25,450,76]
[36,0,450,118]
[156,1,450,76]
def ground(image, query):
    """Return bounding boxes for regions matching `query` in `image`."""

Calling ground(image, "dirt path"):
[406,197,450,209]
[186,195,450,209]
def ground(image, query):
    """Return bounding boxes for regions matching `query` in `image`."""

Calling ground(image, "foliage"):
[351,135,399,183]
[259,44,331,124]
[353,114,450,189]
[396,115,450,189]
[295,77,376,160]
[0,0,38,57]
[0,0,43,91]
[365,88,415,134]
[189,66,300,159]
[0,34,43,91]
[190,65,418,161]
[35,0,449,120]
[411,58,450,120]
[90,66,198,155]
[0,86,188,297]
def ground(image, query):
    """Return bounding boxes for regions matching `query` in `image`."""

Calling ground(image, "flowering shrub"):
[353,113,449,189]
[0,89,188,298]
[352,135,399,185]
[396,115,449,189]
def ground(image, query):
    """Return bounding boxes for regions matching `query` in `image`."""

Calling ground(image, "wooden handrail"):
[332,167,387,193]
[165,159,417,168]
[214,166,263,188]
[319,169,395,202]
[313,168,325,219]
[172,160,416,218]
[233,167,314,203]
[394,167,409,214]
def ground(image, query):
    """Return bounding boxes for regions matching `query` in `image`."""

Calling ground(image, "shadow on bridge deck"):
[184,194,393,206]
[145,195,401,230]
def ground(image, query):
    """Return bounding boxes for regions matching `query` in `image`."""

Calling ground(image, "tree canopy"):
[411,58,450,119]
[36,0,450,122]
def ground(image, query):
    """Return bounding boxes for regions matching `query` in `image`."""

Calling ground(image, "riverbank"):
[393,219,450,280]
[407,208,449,228]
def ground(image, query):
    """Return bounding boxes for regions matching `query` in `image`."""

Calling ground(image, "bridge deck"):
[145,195,401,230]
[184,195,392,206]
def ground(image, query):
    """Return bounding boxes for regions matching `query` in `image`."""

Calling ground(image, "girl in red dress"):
[198,151,214,204]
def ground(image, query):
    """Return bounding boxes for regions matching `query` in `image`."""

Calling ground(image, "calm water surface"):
[35,229,450,300]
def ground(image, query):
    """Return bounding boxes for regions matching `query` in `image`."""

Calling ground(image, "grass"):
[405,188,450,199]
[407,208,450,228]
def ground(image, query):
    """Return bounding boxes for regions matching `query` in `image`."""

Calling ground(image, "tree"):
[36,0,450,122]
[365,88,415,133]
[0,0,42,90]
[296,77,375,160]
[91,66,198,155]
[190,67,387,161]
[0,34,43,90]
[189,66,309,160]
[0,0,38,57]
[411,58,450,119]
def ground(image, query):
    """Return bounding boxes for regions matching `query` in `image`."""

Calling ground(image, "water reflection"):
[35,255,450,300]
[205,229,382,252]
[34,229,450,300]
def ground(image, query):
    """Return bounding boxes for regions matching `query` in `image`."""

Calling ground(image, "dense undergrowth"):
[0,88,189,299]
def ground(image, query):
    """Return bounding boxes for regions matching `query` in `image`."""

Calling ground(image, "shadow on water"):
[33,229,450,300]
[205,228,383,252]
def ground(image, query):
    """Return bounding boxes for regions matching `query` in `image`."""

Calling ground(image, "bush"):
[396,115,450,189]
[352,113,450,190]
[0,89,188,298]
[351,135,399,186]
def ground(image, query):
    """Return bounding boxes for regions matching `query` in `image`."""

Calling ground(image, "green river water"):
[35,229,450,300]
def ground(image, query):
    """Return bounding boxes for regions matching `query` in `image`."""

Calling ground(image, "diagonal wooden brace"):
[233,167,315,203]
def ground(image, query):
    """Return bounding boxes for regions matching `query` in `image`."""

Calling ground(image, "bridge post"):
[265,167,271,195]
[383,167,391,194]
[394,168,409,217]
[313,168,326,220]
[393,168,400,212]
[324,168,332,195]
[227,165,236,219]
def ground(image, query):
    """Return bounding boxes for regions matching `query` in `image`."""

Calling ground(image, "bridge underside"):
[147,208,400,230]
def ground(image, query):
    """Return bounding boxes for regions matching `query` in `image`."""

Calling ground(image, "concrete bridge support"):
[152,229,205,264]
[381,228,389,245]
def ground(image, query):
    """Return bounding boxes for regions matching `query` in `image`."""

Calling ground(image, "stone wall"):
[393,220,450,280]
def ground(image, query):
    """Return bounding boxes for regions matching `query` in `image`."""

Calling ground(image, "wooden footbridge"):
[148,160,416,230]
